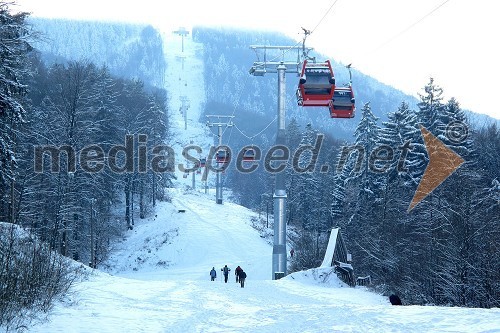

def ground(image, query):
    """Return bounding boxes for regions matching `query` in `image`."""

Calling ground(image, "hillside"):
[103,190,273,280]
[0,2,499,331]
[28,18,166,87]
[20,25,500,333]
[26,18,497,145]
[25,190,500,333]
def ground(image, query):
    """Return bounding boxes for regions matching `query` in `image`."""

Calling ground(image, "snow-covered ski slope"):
[28,191,500,333]
[25,26,500,333]
[104,190,273,281]
[160,23,214,188]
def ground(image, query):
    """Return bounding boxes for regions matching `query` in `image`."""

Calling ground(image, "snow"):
[159,23,215,188]
[24,191,500,333]
[103,189,272,281]
[12,24,500,333]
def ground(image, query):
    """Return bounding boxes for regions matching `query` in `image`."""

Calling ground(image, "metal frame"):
[206,115,234,204]
[248,45,311,279]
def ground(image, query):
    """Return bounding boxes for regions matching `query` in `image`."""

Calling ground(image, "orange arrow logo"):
[408,125,465,211]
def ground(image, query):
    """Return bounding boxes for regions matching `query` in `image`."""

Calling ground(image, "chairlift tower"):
[206,115,234,204]
[173,27,189,53]
[249,45,313,280]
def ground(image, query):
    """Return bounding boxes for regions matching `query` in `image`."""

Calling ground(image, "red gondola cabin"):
[329,87,355,118]
[297,60,335,107]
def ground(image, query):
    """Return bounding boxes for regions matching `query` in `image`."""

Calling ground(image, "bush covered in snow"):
[0,223,85,330]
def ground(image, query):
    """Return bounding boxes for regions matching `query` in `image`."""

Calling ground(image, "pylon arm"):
[250,61,302,75]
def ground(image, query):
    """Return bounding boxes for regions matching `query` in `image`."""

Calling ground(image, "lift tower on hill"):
[206,115,234,204]
[172,27,189,53]
[249,45,313,280]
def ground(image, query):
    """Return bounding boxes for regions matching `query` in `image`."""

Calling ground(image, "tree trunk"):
[140,180,145,219]
[125,177,131,230]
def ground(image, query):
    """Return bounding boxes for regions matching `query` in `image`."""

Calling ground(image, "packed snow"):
[16,24,500,333]
[25,191,500,333]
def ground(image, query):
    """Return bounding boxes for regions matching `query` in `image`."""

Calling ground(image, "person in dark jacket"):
[235,265,243,282]
[221,265,231,283]
[238,270,247,288]
[210,267,217,281]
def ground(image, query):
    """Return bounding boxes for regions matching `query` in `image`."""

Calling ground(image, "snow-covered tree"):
[417,78,445,134]
[0,2,32,222]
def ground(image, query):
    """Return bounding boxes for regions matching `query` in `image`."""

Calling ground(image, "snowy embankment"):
[19,25,500,333]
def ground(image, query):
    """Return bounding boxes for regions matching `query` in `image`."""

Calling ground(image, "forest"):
[0,6,172,326]
[0,3,498,328]
[29,17,167,87]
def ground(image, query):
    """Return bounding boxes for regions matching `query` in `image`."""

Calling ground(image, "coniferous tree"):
[417,78,445,134]
[343,102,385,281]
[0,3,32,223]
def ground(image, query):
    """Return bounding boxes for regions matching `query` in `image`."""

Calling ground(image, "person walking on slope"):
[235,265,243,282]
[221,265,231,283]
[238,270,247,288]
[210,267,217,281]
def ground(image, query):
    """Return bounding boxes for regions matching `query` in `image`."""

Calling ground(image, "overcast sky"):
[14,0,500,120]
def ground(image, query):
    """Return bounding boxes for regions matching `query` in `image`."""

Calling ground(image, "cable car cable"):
[233,116,277,140]
[345,0,451,71]
[310,0,340,34]
[261,0,341,65]
[370,0,451,55]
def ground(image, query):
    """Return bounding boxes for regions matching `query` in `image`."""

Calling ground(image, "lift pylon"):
[249,45,312,280]
[206,115,234,204]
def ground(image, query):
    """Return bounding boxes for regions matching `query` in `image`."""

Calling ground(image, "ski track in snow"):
[19,25,500,333]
